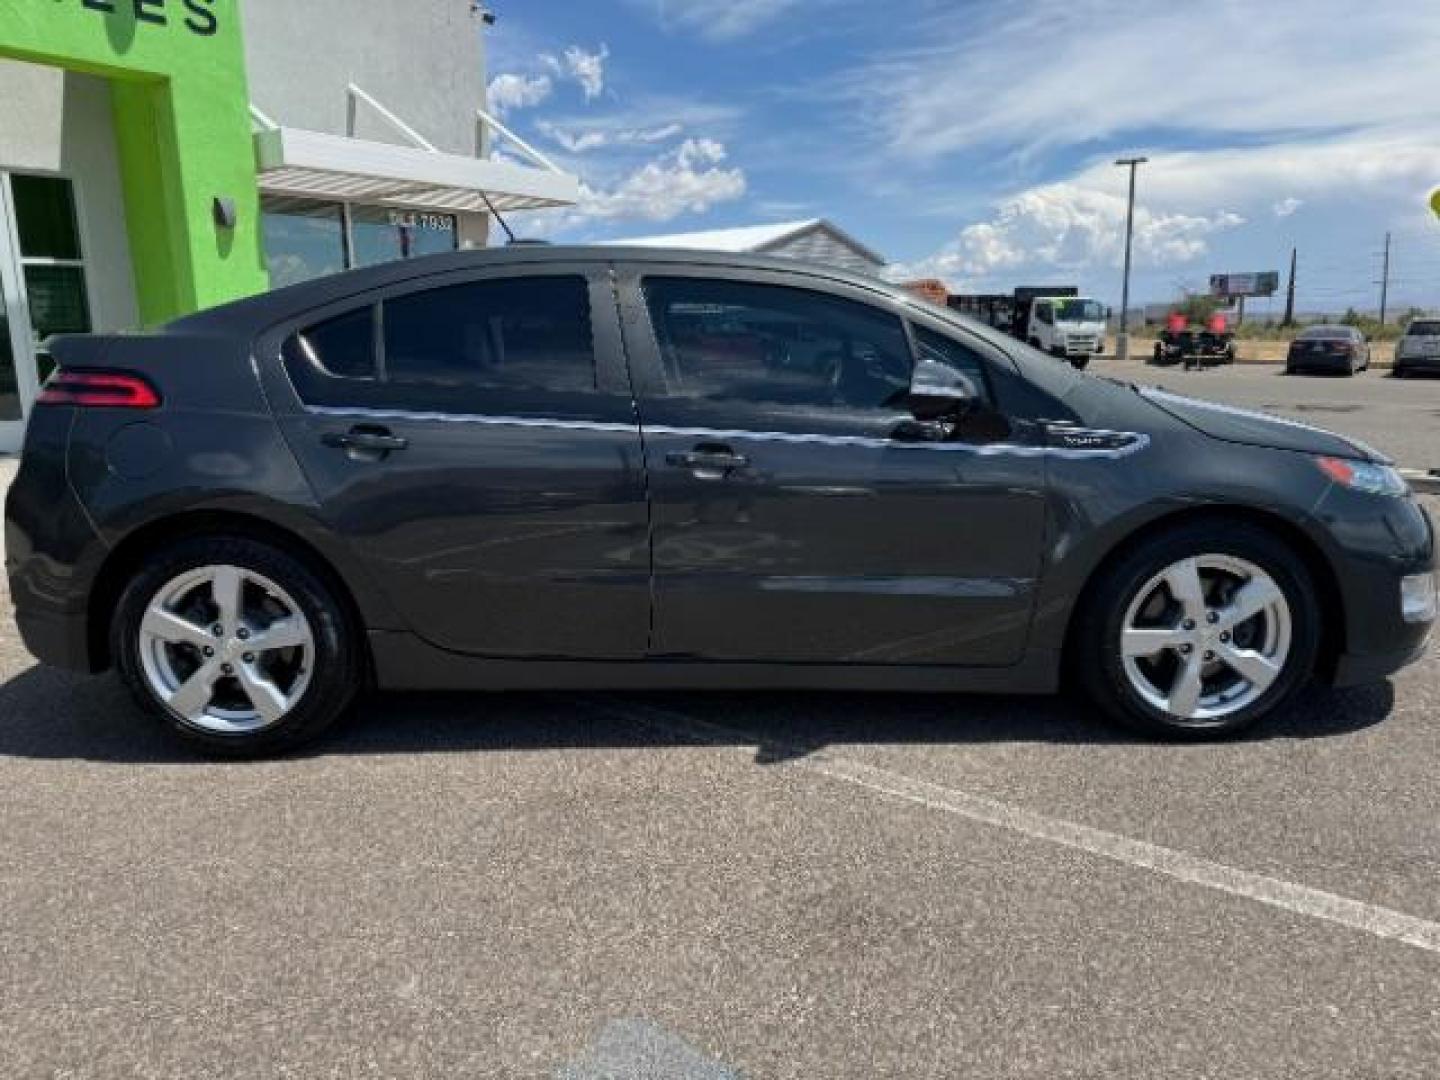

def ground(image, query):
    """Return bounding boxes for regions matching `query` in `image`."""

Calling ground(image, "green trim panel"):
[0,0,267,325]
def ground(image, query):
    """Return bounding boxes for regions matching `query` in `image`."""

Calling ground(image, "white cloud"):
[642,0,801,40]
[893,127,1440,288]
[852,0,1440,163]
[576,137,746,222]
[486,73,552,116]
[538,120,684,154]
[543,44,610,101]
[891,184,1244,287]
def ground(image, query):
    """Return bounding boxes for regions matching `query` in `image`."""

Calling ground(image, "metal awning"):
[251,84,579,213]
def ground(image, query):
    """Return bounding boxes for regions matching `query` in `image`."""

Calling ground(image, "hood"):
[1138,387,1390,463]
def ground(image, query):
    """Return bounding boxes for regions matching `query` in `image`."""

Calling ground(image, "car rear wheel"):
[1076,521,1321,738]
[113,536,360,756]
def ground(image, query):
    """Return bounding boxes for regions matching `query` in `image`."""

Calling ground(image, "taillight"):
[37,370,160,409]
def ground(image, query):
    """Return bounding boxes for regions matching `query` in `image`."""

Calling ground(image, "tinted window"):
[284,305,376,379]
[913,326,991,404]
[384,277,594,393]
[1407,320,1440,336]
[642,278,910,411]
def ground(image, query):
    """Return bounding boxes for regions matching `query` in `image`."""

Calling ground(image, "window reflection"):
[261,198,346,287]
[260,198,458,288]
[351,206,457,266]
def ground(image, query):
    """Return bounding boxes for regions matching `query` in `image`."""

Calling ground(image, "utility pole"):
[1378,231,1391,326]
[1282,246,1297,327]
[1114,156,1148,361]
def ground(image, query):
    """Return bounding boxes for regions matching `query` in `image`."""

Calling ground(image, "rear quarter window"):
[282,306,376,380]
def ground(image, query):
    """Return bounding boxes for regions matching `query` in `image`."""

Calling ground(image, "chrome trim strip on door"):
[304,406,1150,459]
[306,404,638,435]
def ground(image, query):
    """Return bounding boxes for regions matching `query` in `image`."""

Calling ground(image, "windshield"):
[1055,299,1105,322]
[1405,320,1440,336]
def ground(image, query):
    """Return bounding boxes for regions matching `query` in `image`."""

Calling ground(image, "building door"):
[0,172,93,453]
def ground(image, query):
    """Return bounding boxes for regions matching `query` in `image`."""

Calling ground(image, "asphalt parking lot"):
[1,383,1437,1077]
[1101,354,1440,470]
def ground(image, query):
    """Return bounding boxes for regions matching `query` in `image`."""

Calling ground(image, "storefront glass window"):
[12,175,83,260]
[7,174,91,392]
[350,206,458,267]
[261,197,459,288]
[0,261,19,422]
[261,198,347,287]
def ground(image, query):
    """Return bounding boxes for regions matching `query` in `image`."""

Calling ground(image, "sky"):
[484,0,1440,314]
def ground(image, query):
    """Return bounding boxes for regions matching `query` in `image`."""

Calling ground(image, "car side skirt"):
[368,631,1062,695]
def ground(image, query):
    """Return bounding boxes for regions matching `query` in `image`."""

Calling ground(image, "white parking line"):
[591,698,1440,956]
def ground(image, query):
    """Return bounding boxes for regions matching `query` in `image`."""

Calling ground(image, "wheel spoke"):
[1216,643,1282,692]
[167,659,222,720]
[1122,625,1190,657]
[1163,558,1207,623]
[211,566,244,636]
[1217,576,1283,630]
[248,616,311,654]
[235,662,290,725]
[1166,654,1205,718]
[141,608,213,650]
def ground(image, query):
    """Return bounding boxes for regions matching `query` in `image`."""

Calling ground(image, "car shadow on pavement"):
[0,663,1399,765]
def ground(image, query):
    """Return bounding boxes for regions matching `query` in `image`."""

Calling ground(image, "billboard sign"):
[1210,272,1279,299]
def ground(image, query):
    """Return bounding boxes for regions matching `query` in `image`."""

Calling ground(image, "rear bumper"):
[5,406,106,673]
[1394,356,1440,373]
[1287,354,1354,371]
[12,606,95,673]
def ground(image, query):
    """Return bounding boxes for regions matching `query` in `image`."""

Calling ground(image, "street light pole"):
[1114,156,1148,361]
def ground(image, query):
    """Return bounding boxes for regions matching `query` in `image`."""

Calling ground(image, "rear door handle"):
[666,447,750,473]
[321,427,409,454]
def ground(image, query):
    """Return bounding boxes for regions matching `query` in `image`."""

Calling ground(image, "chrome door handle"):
[666,448,749,472]
[321,427,409,454]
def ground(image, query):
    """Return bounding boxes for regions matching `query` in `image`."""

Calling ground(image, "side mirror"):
[907,357,979,420]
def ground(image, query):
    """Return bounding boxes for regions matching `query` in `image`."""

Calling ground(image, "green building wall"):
[0,0,268,325]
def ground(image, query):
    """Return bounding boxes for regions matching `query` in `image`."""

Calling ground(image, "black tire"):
[1071,356,1090,371]
[1074,520,1322,739]
[112,535,361,757]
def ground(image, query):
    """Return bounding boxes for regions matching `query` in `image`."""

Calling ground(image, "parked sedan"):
[6,248,1435,756]
[1285,325,1370,375]
[1393,318,1440,377]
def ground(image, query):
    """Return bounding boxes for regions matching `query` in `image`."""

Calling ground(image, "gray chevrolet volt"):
[5,248,1435,755]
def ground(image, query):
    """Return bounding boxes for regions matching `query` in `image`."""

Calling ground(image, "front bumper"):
[1318,493,1435,686]
[1331,636,1431,687]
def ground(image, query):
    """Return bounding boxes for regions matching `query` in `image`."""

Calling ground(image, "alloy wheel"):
[137,564,315,734]
[1119,555,1293,723]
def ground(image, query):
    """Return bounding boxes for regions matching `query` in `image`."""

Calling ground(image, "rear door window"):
[281,274,610,416]
[384,277,594,393]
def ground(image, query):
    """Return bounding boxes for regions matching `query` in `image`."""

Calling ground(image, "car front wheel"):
[113,536,361,756]
[1076,521,1321,738]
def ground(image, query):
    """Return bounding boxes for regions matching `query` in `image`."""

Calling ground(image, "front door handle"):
[321,426,409,457]
[666,446,750,474]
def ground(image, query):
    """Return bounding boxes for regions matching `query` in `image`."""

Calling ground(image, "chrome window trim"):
[304,405,1150,459]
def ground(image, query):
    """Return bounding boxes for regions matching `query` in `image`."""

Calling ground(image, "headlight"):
[1315,456,1409,497]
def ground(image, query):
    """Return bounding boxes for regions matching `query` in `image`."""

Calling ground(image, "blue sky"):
[485,0,1440,314]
